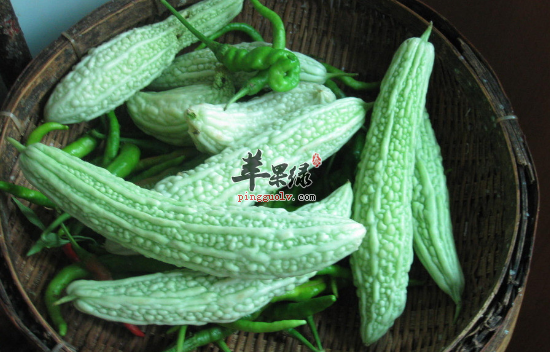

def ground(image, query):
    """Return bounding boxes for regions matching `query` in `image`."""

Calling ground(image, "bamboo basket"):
[0,0,538,351]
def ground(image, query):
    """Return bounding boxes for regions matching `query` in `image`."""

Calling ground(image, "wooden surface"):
[0,0,548,351]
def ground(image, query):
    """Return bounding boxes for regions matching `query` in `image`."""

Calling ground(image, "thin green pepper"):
[196,22,264,50]
[322,62,380,90]
[218,319,306,333]
[0,181,57,208]
[161,0,300,102]
[132,148,195,174]
[262,295,337,321]
[129,155,189,183]
[105,143,141,178]
[323,79,347,99]
[316,264,353,280]
[270,277,328,302]
[44,263,91,336]
[102,110,121,166]
[26,122,69,146]
[62,133,99,158]
[249,0,285,49]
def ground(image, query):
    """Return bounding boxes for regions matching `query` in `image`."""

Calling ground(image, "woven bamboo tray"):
[0,0,538,351]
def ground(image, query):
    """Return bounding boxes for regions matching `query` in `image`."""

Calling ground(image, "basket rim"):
[0,0,539,351]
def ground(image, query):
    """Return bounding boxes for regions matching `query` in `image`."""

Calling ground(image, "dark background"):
[421,0,550,351]
[1,0,549,351]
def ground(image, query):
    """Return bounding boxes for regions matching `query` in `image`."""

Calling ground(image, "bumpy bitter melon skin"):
[16,142,366,279]
[44,0,244,124]
[64,269,315,325]
[299,181,354,218]
[154,97,369,206]
[412,111,464,313]
[148,41,333,90]
[350,25,435,346]
[186,82,337,154]
[126,68,235,146]
[103,180,356,256]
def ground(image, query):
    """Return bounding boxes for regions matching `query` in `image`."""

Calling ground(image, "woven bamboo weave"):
[0,0,537,351]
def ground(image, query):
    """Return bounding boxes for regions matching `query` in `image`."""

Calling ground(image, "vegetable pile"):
[1,0,465,351]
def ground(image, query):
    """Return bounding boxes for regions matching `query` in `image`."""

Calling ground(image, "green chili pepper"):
[102,110,121,166]
[196,22,264,50]
[316,264,353,280]
[26,122,69,146]
[218,319,306,333]
[249,0,285,49]
[44,263,91,336]
[129,154,188,183]
[0,181,57,208]
[322,62,380,90]
[262,295,337,321]
[132,149,195,174]
[161,0,300,105]
[62,133,99,158]
[271,277,328,302]
[105,143,141,178]
[324,79,347,99]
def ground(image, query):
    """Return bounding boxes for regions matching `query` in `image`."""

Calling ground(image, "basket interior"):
[0,0,519,351]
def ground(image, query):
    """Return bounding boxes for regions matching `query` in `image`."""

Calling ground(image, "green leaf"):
[12,197,46,230]
[26,232,68,256]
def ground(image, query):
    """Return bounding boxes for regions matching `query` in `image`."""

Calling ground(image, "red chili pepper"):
[123,323,145,337]
[62,243,80,263]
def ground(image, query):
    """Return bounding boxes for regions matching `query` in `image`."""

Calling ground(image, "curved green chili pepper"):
[271,277,328,302]
[262,295,337,321]
[132,149,195,174]
[0,181,57,208]
[26,122,69,146]
[224,69,270,108]
[105,143,141,178]
[195,22,264,50]
[102,110,121,166]
[218,319,306,333]
[323,79,347,99]
[316,264,353,280]
[44,263,91,336]
[62,133,99,158]
[249,0,285,49]
[129,154,189,183]
[322,62,380,90]
[161,0,300,104]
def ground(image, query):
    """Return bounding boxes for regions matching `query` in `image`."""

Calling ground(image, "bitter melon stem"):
[7,137,26,152]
